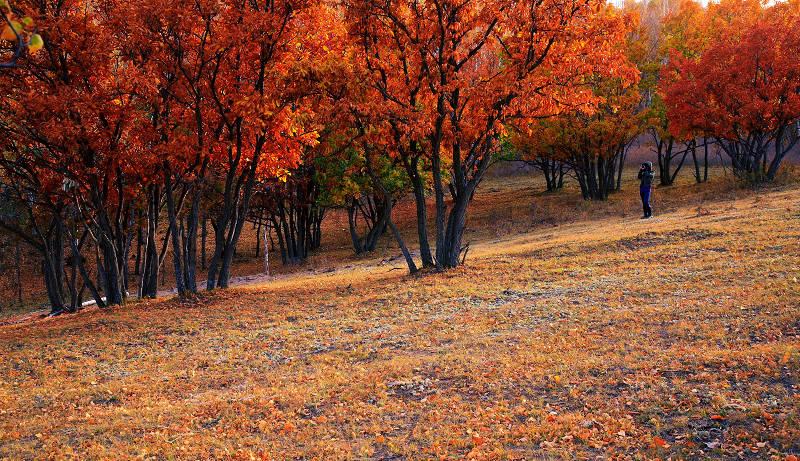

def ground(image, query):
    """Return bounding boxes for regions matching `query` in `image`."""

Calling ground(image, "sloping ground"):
[0,165,789,319]
[0,186,798,460]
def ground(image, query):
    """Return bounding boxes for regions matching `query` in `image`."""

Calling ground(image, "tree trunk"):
[616,145,626,191]
[122,206,135,296]
[386,210,416,273]
[182,194,200,293]
[134,215,142,276]
[139,186,161,298]
[65,231,87,312]
[96,232,124,306]
[347,201,365,254]
[201,215,207,271]
[209,133,265,289]
[405,159,434,268]
[164,175,186,296]
[64,224,104,309]
[41,216,67,314]
[438,193,471,268]
[15,239,22,305]
[263,226,269,276]
[432,154,447,269]
[348,194,388,254]
[691,140,702,183]
[363,141,417,273]
[657,139,672,185]
[271,216,287,264]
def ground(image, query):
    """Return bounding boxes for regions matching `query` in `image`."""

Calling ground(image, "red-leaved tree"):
[345,0,638,269]
[663,0,800,183]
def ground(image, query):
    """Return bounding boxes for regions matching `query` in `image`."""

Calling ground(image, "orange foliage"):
[661,0,800,182]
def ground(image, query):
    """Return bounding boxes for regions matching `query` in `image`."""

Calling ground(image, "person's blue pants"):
[640,187,652,217]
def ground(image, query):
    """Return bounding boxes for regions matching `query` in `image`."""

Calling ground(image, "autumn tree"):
[262,10,415,259]
[117,0,224,297]
[647,94,705,186]
[517,81,645,201]
[341,150,407,255]
[515,146,568,193]
[662,0,800,183]
[120,0,323,292]
[509,11,645,201]
[308,128,412,254]
[249,158,325,265]
[0,168,76,313]
[345,0,636,269]
[1,0,42,68]
[0,0,149,308]
[1,0,332,306]
[507,115,568,193]
[638,0,709,185]
[199,0,322,290]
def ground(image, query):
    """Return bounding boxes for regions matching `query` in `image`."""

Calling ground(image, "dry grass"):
[1,171,799,459]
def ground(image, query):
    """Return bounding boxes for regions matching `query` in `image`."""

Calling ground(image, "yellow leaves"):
[277,168,290,182]
[779,347,793,364]
[1,20,21,41]
[257,419,269,433]
[28,33,42,53]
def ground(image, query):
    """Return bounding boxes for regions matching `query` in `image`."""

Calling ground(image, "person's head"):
[641,161,652,171]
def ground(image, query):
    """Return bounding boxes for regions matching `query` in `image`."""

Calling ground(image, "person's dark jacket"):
[638,163,655,188]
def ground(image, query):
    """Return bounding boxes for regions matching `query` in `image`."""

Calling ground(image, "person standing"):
[638,162,655,218]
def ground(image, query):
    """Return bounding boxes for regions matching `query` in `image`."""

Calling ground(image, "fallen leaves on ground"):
[0,186,799,460]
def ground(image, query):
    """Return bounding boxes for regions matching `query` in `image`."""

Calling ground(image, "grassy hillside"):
[1,176,799,459]
[1,164,796,318]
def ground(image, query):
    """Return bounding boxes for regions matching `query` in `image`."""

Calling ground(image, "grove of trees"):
[1,0,798,314]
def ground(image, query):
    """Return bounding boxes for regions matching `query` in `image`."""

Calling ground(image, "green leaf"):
[28,33,43,53]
